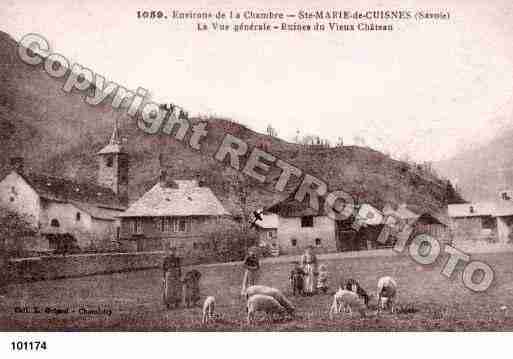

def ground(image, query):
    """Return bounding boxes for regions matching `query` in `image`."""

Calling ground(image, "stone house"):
[448,202,513,244]
[118,172,231,256]
[266,194,342,255]
[254,213,278,247]
[0,124,128,253]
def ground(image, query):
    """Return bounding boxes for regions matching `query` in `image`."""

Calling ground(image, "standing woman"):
[163,246,182,309]
[240,247,260,296]
[301,245,318,296]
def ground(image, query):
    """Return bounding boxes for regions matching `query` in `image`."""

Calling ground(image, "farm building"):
[409,212,451,244]
[254,213,278,247]
[265,194,386,254]
[382,203,420,225]
[0,124,128,253]
[118,171,231,255]
[448,202,513,244]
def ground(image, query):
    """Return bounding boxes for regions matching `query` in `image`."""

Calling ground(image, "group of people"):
[290,246,329,296]
[240,245,329,297]
[162,245,331,311]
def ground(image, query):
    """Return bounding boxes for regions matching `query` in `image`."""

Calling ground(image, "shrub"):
[197,218,258,262]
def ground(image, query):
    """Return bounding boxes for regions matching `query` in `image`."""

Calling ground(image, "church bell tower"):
[97,119,129,206]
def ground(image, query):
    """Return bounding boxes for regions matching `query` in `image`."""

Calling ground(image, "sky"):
[2,0,513,162]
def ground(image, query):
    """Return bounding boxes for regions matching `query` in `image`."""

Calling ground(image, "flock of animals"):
[201,275,398,325]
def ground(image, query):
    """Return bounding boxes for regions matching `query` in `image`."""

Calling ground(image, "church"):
[0,123,128,253]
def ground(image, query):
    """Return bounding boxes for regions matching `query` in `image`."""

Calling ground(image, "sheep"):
[202,296,216,324]
[245,285,295,315]
[377,276,397,314]
[345,279,370,307]
[329,288,367,319]
[246,294,290,324]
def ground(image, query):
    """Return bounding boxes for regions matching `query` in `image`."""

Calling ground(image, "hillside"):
[0,30,461,216]
[435,129,513,202]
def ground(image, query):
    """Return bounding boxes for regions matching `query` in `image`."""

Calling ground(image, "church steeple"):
[98,118,125,155]
[97,119,129,206]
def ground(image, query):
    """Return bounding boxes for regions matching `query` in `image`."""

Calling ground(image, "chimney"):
[159,169,167,187]
[196,173,204,187]
[10,157,24,174]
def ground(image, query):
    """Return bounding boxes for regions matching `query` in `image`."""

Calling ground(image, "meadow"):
[2,250,513,331]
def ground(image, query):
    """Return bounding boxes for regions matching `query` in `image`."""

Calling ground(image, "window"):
[481,216,496,230]
[160,217,190,232]
[50,219,60,228]
[106,155,113,168]
[301,216,314,227]
[315,238,322,246]
[291,238,297,247]
[173,218,189,233]
[131,218,143,234]
[267,231,274,239]
[76,212,81,221]
[160,217,173,232]
[193,242,198,250]
[178,218,187,232]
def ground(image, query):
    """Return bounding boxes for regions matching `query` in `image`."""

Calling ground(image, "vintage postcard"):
[1,0,513,343]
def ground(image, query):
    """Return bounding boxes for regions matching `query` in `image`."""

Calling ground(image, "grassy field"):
[1,251,513,331]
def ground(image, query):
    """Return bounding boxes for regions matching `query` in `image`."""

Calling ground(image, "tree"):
[196,218,258,262]
[0,207,36,257]
[337,137,344,147]
[0,207,37,290]
[266,125,278,138]
[224,170,253,240]
[445,180,466,204]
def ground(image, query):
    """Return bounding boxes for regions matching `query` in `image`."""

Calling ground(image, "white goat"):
[377,276,397,314]
[246,294,289,324]
[245,285,295,315]
[202,296,216,324]
[329,289,367,319]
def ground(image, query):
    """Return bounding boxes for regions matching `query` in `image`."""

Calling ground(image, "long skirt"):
[241,268,259,296]
[303,264,317,294]
[163,270,182,308]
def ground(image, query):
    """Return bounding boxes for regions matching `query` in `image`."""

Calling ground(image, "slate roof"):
[383,203,419,220]
[254,213,279,229]
[18,171,125,210]
[71,201,124,220]
[119,181,230,217]
[266,188,361,218]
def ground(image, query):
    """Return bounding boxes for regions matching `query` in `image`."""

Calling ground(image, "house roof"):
[448,202,513,218]
[119,181,230,217]
[71,201,124,220]
[414,212,449,226]
[383,203,419,220]
[18,171,125,210]
[254,213,279,229]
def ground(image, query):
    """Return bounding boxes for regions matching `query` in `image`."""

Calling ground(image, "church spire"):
[109,117,121,145]
[97,118,125,155]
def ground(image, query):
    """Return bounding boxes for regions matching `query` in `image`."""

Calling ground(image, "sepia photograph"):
[1,0,513,347]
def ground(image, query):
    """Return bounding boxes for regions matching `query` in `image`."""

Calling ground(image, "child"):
[289,261,305,296]
[317,264,329,294]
